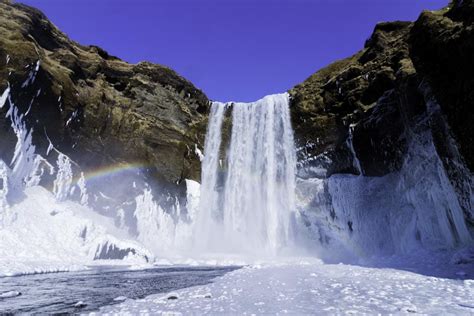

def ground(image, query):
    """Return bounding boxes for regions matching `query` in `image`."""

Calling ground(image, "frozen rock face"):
[295,93,472,260]
[411,0,474,172]
[290,1,474,232]
[0,1,209,188]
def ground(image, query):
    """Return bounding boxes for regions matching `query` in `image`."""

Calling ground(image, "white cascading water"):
[196,93,297,256]
[194,102,227,251]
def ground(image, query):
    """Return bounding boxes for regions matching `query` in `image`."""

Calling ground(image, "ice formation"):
[0,85,153,276]
[295,86,473,261]
[4,89,52,198]
[53,153,73,201]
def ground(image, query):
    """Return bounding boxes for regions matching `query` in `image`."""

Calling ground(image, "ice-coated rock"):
[0,291,21,298]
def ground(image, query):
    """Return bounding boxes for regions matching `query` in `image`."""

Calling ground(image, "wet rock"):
[289,20,413,178]
[167,293,179,300]
[113,296,128,301]
[74,301,87,308]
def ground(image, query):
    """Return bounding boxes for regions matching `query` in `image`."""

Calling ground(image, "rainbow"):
[41,161,155,194]
[73,162,153,184]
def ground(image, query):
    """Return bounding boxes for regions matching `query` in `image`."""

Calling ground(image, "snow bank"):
[0,186,152,277]
[0,262,85,278]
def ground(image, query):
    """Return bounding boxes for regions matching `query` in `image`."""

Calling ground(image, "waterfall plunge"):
[196,93,298,256]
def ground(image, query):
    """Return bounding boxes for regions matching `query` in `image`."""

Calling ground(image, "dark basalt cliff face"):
[0,0,209,186]
[290,0,473,223]
[290,20,415,177]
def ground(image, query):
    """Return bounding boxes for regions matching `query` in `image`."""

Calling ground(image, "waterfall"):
[196,93,297,256]
[195,101,226,250]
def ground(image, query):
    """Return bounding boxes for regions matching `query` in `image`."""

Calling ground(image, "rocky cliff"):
[290,0,473,225]
[0,0,209,188]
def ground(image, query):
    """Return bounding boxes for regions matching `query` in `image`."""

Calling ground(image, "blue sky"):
[19,0,448,102]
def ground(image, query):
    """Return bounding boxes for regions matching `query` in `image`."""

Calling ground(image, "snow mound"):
[0,186,153,277]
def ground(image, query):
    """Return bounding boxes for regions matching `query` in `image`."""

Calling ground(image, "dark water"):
[0,265,238,314]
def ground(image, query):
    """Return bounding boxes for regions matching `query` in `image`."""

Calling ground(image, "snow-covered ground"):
[97,258,474,315]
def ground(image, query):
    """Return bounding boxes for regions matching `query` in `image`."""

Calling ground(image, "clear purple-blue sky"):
[18,0,448,102]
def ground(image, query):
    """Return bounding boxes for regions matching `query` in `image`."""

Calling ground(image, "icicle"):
[117,208,126,229]
[0,86,10,108]
[24,97,34,116]
[53,154,73,201]
[194,144,204,161]
[5,92,53,193]
[347,123,363,175]
[77,172,88,205]
[0,161,10,228]
[134,188,175,252]
[185,179,200,222]
[21,60,40,88]
[0,161,9,211]
[174,196,181,218]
